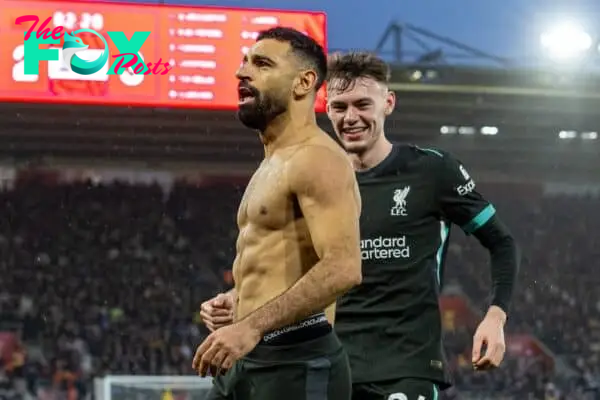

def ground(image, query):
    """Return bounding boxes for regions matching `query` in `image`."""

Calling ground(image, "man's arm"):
[241,146,362,335]
[471,215,519,320]
[435,150,520,316]
[430,149,519,367]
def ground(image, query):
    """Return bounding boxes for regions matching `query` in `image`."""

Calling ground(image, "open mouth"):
[238,87,256,105]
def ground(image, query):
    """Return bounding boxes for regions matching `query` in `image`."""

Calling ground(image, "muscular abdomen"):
[233,219,318,321]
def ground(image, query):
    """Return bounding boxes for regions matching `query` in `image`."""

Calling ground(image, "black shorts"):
[205,314,352,400]
[352,378,441,400]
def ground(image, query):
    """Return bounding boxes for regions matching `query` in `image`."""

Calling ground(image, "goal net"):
[94,375,213,400]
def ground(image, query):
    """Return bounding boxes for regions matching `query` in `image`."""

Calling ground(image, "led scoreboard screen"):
[0,1,327,111]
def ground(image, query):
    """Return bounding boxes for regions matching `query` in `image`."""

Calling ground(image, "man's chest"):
[358,174,439,235]
[237,163,294,229]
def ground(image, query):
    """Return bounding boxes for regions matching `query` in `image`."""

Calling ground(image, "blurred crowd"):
[444,184,600,399]
[0,177,598,399]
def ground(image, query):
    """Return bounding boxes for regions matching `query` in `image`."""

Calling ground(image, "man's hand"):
[472,306,507,370]
[200,293,235,332]
[192,321,261,377]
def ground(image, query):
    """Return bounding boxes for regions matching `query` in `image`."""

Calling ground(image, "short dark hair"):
[257,26,327,91]
[327,52,391,92]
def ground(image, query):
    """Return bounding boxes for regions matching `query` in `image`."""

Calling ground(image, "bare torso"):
[232,134,347,325]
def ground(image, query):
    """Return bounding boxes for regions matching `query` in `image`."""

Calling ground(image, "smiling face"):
[326,76,395,155]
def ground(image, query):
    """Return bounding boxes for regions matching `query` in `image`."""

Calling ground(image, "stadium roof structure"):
[372,21,512,68]
[365,21,600,93]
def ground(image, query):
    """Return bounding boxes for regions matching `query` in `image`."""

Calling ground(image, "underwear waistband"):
[260,312,331,346]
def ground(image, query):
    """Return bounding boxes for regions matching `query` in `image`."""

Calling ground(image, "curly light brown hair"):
[326,52,391,92]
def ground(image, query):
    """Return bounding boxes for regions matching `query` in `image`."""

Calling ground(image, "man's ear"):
[384,90,396,116]
[293,69,317,97]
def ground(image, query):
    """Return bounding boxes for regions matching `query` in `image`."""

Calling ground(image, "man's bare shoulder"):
[283,130,355,196]
[287,130,351,174]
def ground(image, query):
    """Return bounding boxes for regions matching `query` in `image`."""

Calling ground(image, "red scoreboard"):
[0,0,327,110]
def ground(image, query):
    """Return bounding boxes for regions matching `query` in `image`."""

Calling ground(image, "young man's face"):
[326,77,395,154]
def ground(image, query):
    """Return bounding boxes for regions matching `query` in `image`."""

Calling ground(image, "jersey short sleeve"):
[435,151,496,234]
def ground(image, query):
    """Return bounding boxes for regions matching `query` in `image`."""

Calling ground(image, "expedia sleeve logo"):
[455,164,475,196]
[459,165,470,180]
[456,180,476,196]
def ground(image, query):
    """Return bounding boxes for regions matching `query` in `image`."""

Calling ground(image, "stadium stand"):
[0,170,598,399]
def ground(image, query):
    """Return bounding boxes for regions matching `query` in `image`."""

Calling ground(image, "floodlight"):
[540,23,592,61]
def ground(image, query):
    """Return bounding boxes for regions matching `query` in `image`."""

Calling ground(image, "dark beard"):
[237,93,286,132]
